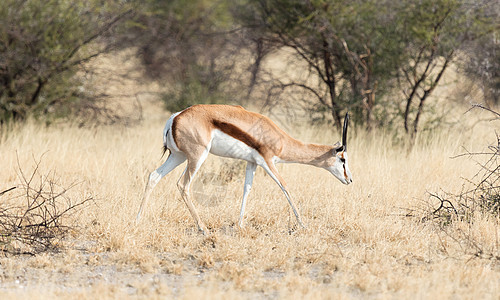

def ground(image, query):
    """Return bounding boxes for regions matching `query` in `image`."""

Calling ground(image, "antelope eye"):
[340,157,345,163]
[335,146,344,153]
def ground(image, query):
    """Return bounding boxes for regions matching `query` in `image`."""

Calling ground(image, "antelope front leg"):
[239,162,257,228]
[261,159,307,229]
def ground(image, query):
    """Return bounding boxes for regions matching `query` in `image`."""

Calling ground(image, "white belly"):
[209,129,264,164]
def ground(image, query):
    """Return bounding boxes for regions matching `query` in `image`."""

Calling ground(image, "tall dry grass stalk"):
[0,102,499,298]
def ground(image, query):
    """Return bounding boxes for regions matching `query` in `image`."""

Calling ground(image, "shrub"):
[0,0,130,123]
[423,105,500,259]
[0,156,93,255]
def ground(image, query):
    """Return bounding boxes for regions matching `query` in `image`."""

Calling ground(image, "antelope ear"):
[333,141,341,148]
[334,144,344,153]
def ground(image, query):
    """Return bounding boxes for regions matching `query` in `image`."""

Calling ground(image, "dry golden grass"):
[1,49,499,298]
[1,98,499,299]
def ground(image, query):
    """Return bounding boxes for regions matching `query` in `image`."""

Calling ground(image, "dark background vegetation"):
[0,0,498,142]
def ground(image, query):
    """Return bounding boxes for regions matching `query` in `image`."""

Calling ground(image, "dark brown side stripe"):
[212,120,265,155]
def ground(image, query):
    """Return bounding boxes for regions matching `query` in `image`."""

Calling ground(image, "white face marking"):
[210,129,265,165]
[327,151,352,185]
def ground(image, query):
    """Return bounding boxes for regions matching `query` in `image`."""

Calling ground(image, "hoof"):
[199,227,209,236]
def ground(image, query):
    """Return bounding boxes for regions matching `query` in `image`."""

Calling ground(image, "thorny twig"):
[424,104,500,260]
[0,155,94,255]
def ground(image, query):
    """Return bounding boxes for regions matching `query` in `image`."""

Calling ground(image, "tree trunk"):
[410,56,451,144]
[29,77,45,106]
[322,42,342,131]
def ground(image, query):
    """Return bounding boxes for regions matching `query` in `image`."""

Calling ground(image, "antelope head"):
[328,113,353,185]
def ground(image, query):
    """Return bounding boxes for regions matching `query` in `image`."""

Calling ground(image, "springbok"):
[137,104,352,234]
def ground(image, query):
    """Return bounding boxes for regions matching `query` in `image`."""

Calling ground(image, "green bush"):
[0,0,129,123]
[163,74,228,113]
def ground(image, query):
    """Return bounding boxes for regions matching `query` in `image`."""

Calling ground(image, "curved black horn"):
[342,112,349,151]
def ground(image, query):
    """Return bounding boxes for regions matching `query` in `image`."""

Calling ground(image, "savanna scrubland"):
[0,50,499,299]
[1,0,500,298]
